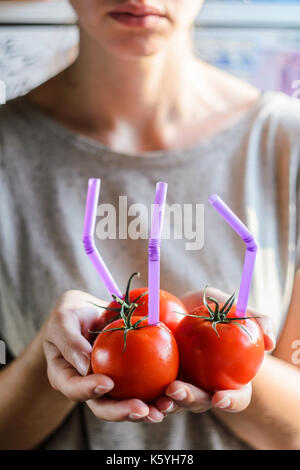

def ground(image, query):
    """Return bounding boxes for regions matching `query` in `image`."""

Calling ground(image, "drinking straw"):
[148,182,168,325]
[208,194,257,317]
[83,178,122,299]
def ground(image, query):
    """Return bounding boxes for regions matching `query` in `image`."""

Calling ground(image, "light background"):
[0,0,300,100]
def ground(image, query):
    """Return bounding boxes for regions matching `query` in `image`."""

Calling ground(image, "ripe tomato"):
[91,316,179,402]
[175,294,265,392]
[93,273,187,333]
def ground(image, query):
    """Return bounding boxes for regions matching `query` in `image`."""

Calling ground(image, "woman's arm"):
[212,269,300,450]
[157,280,299,450]
[213,354,300,450]
[0,323,74,450]
[0,289,165,450]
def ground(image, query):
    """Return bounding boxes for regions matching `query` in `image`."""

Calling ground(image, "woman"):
[0,0,299,450]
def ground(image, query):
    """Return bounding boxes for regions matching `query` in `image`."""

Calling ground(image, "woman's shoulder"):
[257,90,300,140]
[0,97,29,143]
[0,95,58,161]
[245,91,300,176]
[204,66,300,147]
[0,95,30,123]
[0,98,29,166]
[0,96,21,117]
[0,95,55,176]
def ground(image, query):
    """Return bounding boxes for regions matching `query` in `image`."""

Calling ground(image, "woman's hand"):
[155,287,276,418]
[155,380,252,417]
[43,290,164,423]
[43,287,276,424]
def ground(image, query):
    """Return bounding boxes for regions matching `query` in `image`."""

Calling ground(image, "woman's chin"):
[88,16,171,59]
[102,34,169,59]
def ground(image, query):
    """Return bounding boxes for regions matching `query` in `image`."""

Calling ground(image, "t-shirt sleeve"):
[276,94,300,273]
[291,103,300,271]
[0,104,22,359]
[296,168,300,271]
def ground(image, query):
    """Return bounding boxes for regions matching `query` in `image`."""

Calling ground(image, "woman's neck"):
[28,28,259,153]
[61,28,198,125]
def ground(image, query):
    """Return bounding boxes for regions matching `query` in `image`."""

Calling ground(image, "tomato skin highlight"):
[91,317,179,402]
[96,288,187,333]
[175,303,265,392]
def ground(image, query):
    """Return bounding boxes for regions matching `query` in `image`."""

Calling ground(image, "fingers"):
[156,380,252,416]
[155,396,182,416]
[211,382,252,413]
[44,341,114,401]
[87,397,150,422]
[143,405,165,423]
[44,289,168,423]
[44,290,111,377]
[162,380,211,414]
[181,287,228,311]
[88,396,167,424]
[45,306,95,376]
[255,315,276,351]
[45,290,111,376]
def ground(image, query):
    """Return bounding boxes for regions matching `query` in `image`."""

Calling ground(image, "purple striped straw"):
[83,178,122,299]
[148,182,168,325]
[209,194,258,317]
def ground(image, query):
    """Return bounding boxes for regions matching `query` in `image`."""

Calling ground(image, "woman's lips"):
[108,4,166,28]
[108,12,163,28]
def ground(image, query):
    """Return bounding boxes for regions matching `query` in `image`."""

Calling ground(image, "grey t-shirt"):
[0,91,299,450]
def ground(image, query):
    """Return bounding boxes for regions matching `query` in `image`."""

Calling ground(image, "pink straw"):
[83,178,122,299]
[208,194,257,317]
[148,182,168,325]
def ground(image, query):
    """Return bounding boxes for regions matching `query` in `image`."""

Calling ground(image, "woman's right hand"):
[43,290,164,423]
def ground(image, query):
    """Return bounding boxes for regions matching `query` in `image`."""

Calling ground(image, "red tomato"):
[95,287,187,334]
[91,316,179,402]
[175,300,265,392]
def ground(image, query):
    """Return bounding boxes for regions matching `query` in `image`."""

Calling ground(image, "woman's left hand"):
[156,379,251,416]
[155,287,276,418]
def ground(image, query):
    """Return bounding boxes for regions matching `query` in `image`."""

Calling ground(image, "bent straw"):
[208,194,257,317]
[148,182,168,325]
[83,178,122,299]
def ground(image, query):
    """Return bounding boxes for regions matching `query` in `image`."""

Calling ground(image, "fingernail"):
[161,402,175,413]
[147,416,163,423]
[129,413,144,420]
[74,352,90,376]
[193,402,211,413]
[214,397,231,409]
[94,384,113,396]
[267,331,276,346]
[167,388,187,401]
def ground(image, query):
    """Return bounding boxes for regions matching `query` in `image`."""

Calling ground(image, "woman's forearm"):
[0,325,74,450]
[212,354,300,450]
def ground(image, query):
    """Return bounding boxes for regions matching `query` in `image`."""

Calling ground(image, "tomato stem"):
[89,272,151,352]
[124,272,140,305]
[89,314,150,352]
[90,272,149,334]
[176,287,262,339]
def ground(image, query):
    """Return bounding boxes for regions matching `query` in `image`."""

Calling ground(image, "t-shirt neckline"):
[9,90,272,167]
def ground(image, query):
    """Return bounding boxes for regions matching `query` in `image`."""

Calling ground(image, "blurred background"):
[0,0,300,101]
